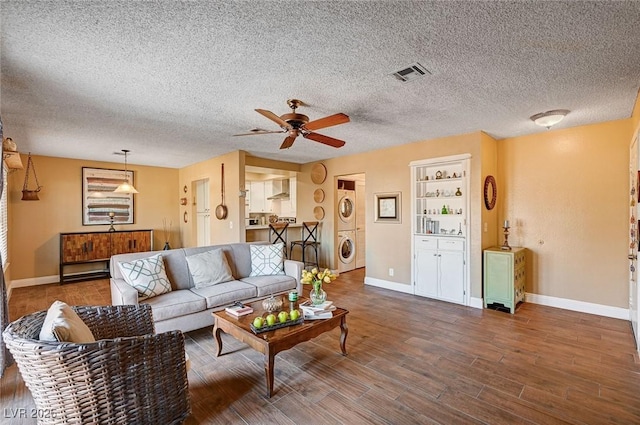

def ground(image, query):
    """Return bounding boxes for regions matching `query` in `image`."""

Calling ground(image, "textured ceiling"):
[1,1,639,168]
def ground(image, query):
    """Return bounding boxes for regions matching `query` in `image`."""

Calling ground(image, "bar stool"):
[289,221,320,269]
[269,222,289,258]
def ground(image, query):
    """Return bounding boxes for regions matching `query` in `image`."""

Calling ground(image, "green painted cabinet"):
[483,247,526,313]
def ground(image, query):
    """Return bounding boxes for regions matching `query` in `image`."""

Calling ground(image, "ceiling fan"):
[234,99,349,149]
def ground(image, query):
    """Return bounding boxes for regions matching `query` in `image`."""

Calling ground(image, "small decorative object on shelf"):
[502,220,512,250]
[162,218,172,250]
[455,188,462,196]
[302,268,337,305]
[108,211,116,232]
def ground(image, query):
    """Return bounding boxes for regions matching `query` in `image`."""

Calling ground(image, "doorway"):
[336,173,365,272]
[195,178,210,247]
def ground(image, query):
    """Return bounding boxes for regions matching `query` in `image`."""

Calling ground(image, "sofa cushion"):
[39,300,96,343]
[190,280,257,310]
[186,248,234,289]
[142,290,207,322]
[249,243,285,276]
[117,254,172,300]
[240,275,297,298]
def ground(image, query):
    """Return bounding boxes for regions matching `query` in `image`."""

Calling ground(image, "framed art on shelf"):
[82,167,134,225]
[374,192,401,223]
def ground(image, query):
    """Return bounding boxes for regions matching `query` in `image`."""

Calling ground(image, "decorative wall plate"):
[313,188,325,203]
[313,206,325,220]
[311,163,327,184]
[484,175,497,210]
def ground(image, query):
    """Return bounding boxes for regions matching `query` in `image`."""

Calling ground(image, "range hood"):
[267,179,290,200]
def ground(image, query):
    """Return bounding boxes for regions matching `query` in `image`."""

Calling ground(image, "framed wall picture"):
[375,192,401,223]
[82,167,134,225]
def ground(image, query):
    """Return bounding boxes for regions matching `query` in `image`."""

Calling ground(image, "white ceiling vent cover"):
[391,63,431,82]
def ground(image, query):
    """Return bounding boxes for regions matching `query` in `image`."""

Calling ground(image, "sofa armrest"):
[110,278,140,306]
[284,259,304,294]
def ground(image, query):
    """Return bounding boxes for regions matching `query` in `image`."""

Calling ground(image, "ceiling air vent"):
[391,63,431,83]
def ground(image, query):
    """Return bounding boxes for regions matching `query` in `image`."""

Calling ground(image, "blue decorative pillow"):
[250,243,285,276]
[117,254,172,299]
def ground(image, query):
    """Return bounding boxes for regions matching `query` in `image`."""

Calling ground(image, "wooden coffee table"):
[212,298,348,397]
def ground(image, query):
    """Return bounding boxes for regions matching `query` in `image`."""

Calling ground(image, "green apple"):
[266,314,277,326]
[289,309,300,320]
[252,316,264,329]
[278,311,289,323]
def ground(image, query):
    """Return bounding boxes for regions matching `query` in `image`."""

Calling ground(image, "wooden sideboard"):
[59,230,153,283]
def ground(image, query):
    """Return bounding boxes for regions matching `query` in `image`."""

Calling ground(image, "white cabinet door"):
[195,179,210,213]
[438,250,464,304]
[249,181,265,212]
[415,238,439,297]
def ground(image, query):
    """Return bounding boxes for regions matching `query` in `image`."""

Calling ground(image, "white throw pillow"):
[250,243,285,276]
[39,300,96,343]
[186,248,234,289]
[117,254,172,299]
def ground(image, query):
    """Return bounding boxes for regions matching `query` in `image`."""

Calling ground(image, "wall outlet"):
[229,221,233,229]
[388,268,394,277]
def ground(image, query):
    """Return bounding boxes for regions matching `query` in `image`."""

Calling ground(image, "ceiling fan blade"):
[255,109,291,129]
[280,135,297,149]
[304,113,350,131]
[303,131,346,148]
[233,129,285,136]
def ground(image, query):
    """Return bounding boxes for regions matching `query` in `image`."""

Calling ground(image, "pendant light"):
[114,149,139,194]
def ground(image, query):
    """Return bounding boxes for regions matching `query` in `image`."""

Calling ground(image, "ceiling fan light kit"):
[530,109,569,129]
[235,99,349,149]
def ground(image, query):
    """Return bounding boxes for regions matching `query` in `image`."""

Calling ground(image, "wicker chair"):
[3,304,190,425]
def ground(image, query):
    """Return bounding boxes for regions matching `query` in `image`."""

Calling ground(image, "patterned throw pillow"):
[186,248,235,289]
[249,243,285,276]
[117,254,172,299]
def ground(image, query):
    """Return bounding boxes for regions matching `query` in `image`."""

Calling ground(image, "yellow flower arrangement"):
[302,268,336,288]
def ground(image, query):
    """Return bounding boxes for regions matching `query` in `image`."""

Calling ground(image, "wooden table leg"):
[265,347,275,398]
[339,315,348,355]
[213,324,223,357]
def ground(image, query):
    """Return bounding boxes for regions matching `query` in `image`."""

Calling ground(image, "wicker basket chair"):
[3,304,190,425]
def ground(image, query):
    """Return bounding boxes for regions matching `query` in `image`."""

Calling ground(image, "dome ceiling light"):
[530,109,570,129]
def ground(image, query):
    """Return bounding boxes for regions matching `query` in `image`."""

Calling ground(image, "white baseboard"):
[11,274,59,288]
[469,297,484,309]
[525,292,629,320]
[364,276,414,294]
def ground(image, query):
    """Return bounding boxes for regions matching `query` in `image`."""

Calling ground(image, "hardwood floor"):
[3,268,640,424]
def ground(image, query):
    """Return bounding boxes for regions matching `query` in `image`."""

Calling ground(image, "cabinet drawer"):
[414,237,438,250]
[438,239,464,251]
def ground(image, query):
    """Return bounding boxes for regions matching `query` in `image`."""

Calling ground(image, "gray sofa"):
[110,242,303,333]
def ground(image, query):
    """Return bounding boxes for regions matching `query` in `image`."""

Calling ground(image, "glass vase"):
[310,282,327,305]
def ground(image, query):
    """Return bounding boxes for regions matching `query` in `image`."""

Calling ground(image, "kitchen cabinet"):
[248,181,273,213]
[483,247,526,313]
[410,154,470,305]
[59,230,153,283]
[414,236,465,304]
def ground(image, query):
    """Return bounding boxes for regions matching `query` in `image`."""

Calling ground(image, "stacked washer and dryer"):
[337,186,357,272]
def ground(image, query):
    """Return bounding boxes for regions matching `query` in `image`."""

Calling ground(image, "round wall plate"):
[313,206,325,220]
[313,188,325,203]
[311,163,327,184]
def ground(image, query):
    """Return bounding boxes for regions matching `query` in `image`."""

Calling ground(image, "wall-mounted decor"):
[311,163,327,184]
[484,175,497,210]
[313,188,325,203]
[374,192,401,223]
[82,167,134,225]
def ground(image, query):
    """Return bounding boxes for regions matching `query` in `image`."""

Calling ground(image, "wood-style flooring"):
[2,268,640,424]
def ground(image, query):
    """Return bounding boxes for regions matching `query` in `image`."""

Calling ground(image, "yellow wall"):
[178,150,245,247]
[297,132,486,297]
[7,155,179,283]
[499,120,631,307]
